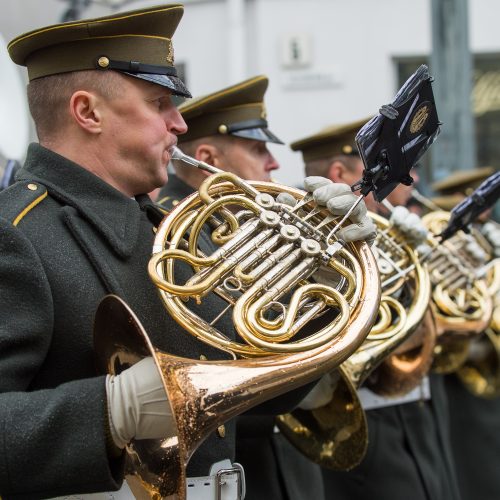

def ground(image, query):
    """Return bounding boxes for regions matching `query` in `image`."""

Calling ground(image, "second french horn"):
[276,207,434,471]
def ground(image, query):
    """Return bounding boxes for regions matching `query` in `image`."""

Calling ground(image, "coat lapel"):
[61,205,126,295]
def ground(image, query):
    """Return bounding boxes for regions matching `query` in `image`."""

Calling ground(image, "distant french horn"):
[421,210,493,373]
[456,221,500,397]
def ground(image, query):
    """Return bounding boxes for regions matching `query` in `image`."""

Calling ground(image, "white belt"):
[187,459,246,500]
[357,376,431,410]
[50,460,245,500]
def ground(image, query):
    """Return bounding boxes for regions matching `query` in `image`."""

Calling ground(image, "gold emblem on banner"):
[410,104,430,134]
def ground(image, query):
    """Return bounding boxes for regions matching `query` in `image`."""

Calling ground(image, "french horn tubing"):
[421,210,493,373]
[456,294,500,398]
[355,211,434,397]
[456,221,500,398]
[95,147,381,499]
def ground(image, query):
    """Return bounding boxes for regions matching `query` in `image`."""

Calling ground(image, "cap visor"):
[231,127,284,145]
[124,72,192,98]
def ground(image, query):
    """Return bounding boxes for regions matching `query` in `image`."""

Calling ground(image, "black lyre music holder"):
[352,64,441,202]
[439,171,500,241]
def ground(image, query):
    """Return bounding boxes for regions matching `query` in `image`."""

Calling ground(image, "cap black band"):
[96,57,178,77]
[226,118,268,134]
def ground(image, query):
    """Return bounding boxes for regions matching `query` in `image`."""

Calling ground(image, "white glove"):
[467,337,491,363]
[303,176,377,245]
[297,371,340,410]
[415,242,432,258]
[106,356,175,449]
[465,234,488,265]
[389,205,428,247]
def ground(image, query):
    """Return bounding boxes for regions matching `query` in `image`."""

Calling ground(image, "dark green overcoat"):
[322,374,461,500]
[445,373,500,500]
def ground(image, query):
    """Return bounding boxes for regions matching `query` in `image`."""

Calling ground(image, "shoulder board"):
[0,181,48,226]
[157,194,180,211]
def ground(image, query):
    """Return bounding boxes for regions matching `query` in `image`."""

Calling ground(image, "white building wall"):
[470,0,500,52]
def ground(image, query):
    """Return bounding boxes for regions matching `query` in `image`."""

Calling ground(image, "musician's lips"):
[167,143,178,157]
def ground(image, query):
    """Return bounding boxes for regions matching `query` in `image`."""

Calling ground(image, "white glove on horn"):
[463,234,487,264]
[106,356,175,449]
[298,371,340,410]
[389,205,428,247]
[482,222,500,258]
[303,176,377,246]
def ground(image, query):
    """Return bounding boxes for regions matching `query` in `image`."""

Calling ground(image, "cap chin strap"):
[95,57,178,77]
[224,118,268,134]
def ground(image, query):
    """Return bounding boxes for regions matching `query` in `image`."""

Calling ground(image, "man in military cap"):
[157,75,281,209]
[430,166,496,212]
[157,75,327,500]
[0,6,194,498]
[291,120,461,500]
[0,6,376,499]
[430,167,500,500]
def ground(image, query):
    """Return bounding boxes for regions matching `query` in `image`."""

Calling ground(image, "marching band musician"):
[430,168,500,500]
[157,75,327,500]
[0,5,376,499]
[290,121,462,500]
[429,167,496,213]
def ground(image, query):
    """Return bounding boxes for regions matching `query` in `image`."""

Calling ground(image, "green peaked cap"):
[7,4,191,97]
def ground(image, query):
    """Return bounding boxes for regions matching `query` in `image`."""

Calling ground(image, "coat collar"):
[157,173,195,207]
[18,143,144,258]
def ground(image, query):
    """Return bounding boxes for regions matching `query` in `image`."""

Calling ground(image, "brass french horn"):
[356,211,435,397]
[456,294,500,398]
[275,207,433,471]
[95,147,381,499]
[421,211,493,373]
[456,222,500,397]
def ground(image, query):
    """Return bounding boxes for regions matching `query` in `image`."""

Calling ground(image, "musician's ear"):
[195,144,219,167]
[328,160,353,184]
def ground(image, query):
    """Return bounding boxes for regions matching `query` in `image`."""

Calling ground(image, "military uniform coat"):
[0,150,311,499]
[322,374,461,500]
[159,175,325,500]
[445,373,500,500]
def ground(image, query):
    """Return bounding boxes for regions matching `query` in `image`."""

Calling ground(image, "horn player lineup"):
[0,4,500,500]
